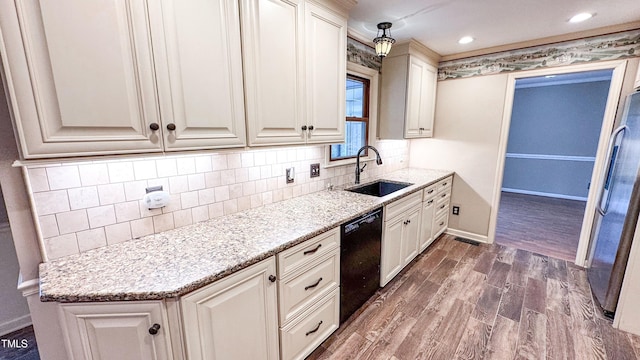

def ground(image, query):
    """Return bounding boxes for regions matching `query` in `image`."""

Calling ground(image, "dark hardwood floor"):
[308,235,640,360]
[495,192,586,262]
[0,326,39,360]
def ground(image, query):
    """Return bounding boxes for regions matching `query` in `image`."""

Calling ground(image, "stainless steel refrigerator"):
[588,90,640,317]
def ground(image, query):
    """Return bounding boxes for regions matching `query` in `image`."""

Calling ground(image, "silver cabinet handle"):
[598,125,627,215]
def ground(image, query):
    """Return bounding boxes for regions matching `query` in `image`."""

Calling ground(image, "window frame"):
[325,62,379,168]
[330,74,370,161]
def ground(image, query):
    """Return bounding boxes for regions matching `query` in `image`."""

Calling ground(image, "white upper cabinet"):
[304,1,346,144]
[0,0,163,158]
[379,40,439,139]
[242,0,348,146]
[0,0,247,158]
[149,0,247,151]
[241,0,305,146]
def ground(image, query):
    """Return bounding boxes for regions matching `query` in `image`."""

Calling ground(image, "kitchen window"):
[327,62,378,166]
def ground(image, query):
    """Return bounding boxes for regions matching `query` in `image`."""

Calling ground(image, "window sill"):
[323,155,375,169]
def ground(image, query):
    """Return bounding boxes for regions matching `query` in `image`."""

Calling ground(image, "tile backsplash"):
[24,140,409,260]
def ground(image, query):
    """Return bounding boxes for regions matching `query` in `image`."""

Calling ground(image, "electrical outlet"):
[286,167,295,184]
[452,206,460,215]
[310,163,320,178]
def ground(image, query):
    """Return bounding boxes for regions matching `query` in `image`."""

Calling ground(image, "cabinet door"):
[305,2,346,144]
[401,205,422,266]
[635,63,640,90]
[149,0,246,151]
[59,301,172,360]
[381,216,404,286]
[242,0,305,146]
[0,0,162,158]
[181,257,279,360]
[419,199,435,253]
[405,56,436,138]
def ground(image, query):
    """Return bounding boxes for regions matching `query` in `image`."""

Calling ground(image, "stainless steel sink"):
[347,180,413,197]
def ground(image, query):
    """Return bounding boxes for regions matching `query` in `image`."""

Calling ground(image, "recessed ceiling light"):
[569,12,593,23]
[458,36,474,44]
[545,75,556,78]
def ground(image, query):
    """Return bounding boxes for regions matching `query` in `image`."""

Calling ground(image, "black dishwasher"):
[340,207,383,324]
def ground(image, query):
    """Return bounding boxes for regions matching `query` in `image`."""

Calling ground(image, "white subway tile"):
[192,205,209,223]
[105,223,132,245]
[28,168,50,192]
[296,149,306,161]
[97,183,126,205]
[255,179,267,193]
[211,155,228,171]
[198,188,216,205]
[208,203,224,218]
[87,205,117,228]
[147,178,169,192]
[241,152,254,168]
[248,167,261,181]
[229,183,243,199]
[237,195,251,211]
[235,168,249,183]
[260,165,272,179]
[115,201,141,223]
[156,158,178,177]
[292,185,302,198]
[77,228,107,252]
[153,213,174,232]
[195,156,213,173]
[267,178,278,191]
[45,234,79,260]
[56,210,89,235]
[34,190,70,216]
[262,191,273,205]
[169,175,189,194]
[177,157,196,175]
[250,194,263,208]
[277,150,288,163]
[131,217,154,238]
[283,187,293,200]
[161,194,182,214]
[68,187,100,210]
[78,163,109,186]
[124,180,148,202]
[265,151,277,165]
[181,191,199,209]
[220,169,236,185]
[205,171,222,188]
[223,199,237,215]
[227,153,241,169]
[173,209,193,228]
[271,164,282,178]
[188,174,205,191]
[272,189,284,202]
[287,149,297,162]
[108,162,135,183]
[47,166,81,190]
[139,200,163,218]
[39,215,59,238]
[133,160,157,180]
[242,181,256,196]
[254,152,266,166]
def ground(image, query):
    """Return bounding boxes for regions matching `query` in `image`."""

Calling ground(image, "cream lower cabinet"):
[419,184,437,252]
[180,257,279,360]
[381,192,423,286]
[59,301,173,360]
[242,0,347,146]
[0,0,246,159]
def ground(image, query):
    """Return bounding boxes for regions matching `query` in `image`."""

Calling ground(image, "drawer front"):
[434,212,448,238]
[437,176,453,193]
[280,289,339,360]
[279,249,339,325]
[422,183,437,201]
[278,227,340,277]
[436,203,449,218]
[385,191,422,221]
[436,190,451,206]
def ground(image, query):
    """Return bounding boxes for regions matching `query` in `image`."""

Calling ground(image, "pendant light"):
[373,22,396,58]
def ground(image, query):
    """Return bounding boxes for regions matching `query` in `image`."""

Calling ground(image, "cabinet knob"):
[148,323,161,335]
[166,123,176,131]
[301,125,308,131]
[308,125,314,131]
[149,123,160,131]
[269,275,277,282]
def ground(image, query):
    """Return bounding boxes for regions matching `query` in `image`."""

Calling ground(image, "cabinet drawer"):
[422,183,437,201]
[436,191,451,207]
[434,212,448,238]
[280,289,339,360]
[385,191,422,221]
[437,176,453,193]
[436,203,449,218]
[279,249,339,325]
[278,228,340,277]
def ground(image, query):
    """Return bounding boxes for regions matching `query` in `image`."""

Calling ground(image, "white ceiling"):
[348,0,640,56]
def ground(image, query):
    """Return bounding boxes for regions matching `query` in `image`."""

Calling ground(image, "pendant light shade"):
[373,22,396,58]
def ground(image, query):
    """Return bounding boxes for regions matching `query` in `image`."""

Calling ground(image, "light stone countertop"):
[39,168,453,302]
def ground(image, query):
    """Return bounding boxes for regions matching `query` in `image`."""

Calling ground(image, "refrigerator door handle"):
[598,125,628,216]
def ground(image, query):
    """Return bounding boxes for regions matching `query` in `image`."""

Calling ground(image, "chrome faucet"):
[355,146,383,184]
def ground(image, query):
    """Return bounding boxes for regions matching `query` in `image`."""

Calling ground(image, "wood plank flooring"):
[0,326,39,360]
[308,235,640,360]
[495,192,586,262]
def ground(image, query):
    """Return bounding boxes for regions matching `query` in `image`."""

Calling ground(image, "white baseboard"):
[0,314,32,337]
[501,187,587,202]
[445,228,489,243]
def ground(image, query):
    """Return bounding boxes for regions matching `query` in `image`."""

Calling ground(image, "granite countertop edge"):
[39,168,454,303]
